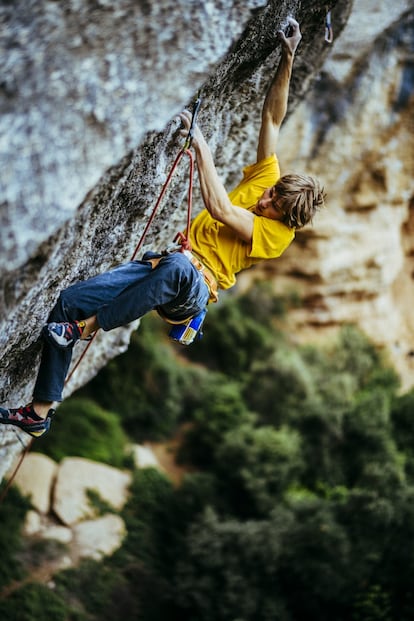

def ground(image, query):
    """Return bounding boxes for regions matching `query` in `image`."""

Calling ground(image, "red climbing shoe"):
[0,404,55,438]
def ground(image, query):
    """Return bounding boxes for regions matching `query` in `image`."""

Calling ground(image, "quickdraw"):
[325,10,333,43]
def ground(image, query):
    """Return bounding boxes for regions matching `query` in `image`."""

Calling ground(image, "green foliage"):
[244,344,318,425]
[121,467,177,570]
[38,397,128,467]
[182,288,276,377]
[214,424,304,516]
[56,559,133,621]
[0,583,67,621]
[2,287,412,621]
[174,506,294,621]
[277,497,351,619]
[86,488,118,516]
[20,538,68,569]
[236,280,288,324]
[352,584,392,621]
[0,485,31,587]
[391,389,414,477]
[178,376,255,468]
[343,389,405,491]
[78,316,202,440]
[332,324,389,386]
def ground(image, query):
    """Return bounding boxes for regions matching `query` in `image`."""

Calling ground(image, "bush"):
[0,583,67,621]
[277,498,351,620]
[38,397,128,467]
[0,485,31,587]
[56,558,132,621]
[174,506,295,621]
[391,389,414,477]
[244,345,318,426]
[214,424,304,516]
[178,376,255,468]
[181,290,276,377]
[342,389,405,491]
[78,317,201,440]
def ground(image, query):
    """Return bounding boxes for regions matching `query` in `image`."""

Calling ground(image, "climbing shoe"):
[0,404,55,438]
[42,320,87,349]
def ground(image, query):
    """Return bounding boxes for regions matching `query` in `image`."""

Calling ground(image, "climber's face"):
[254,186,284,221]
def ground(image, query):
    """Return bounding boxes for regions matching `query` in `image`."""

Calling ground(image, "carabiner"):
[182,95,202,151]
[325,10,333,43]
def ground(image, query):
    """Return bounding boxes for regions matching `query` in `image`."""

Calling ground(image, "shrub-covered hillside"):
[2,284,414,621]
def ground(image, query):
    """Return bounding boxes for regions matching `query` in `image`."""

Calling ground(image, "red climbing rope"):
[0,436,31,503]
[1,103,200,504]
[66,146,195,385]
[67,97,201,384]
[131,148,194,259]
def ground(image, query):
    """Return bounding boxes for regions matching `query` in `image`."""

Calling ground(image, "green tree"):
[342,389,405,492]
[391,389,414,477]
[179,376,255,468]
[182,290,276,377]
[174,506,294,621]
[379,485,414,619]
[0,485,31,587]
[244,345,317,427]
[214,423,304,516]
[38,397,128,467]
[278,497,351,620]
[0,583,67,621]
[352,584,392,621]
[78,317,201,440]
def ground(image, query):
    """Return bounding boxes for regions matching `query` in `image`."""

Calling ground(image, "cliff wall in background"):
[238,0,414,389]
[1,0,412,477]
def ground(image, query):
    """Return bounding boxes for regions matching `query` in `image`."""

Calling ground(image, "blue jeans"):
[33,252,210,402]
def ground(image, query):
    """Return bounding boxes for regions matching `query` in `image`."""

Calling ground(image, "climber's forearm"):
[194,139,228,220]
[263,48,294,129]
[194,138,254,242]
[256,17,302,161]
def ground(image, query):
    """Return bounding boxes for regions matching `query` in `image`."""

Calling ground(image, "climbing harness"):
[325,10,333,43]
[0,96,208,505]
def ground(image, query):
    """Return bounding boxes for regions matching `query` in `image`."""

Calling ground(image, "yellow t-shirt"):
[190,153,295,290]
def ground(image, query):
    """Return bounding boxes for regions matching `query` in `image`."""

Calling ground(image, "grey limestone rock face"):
[0,0,350,479]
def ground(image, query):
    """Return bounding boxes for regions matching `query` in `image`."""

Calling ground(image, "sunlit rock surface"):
[53,457,131,525]
[14,452,134,563]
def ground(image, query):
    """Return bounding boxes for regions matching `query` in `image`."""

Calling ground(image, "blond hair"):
[274,173,326,229]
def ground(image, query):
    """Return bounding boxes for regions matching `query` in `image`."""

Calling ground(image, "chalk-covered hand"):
[277,17,302,55]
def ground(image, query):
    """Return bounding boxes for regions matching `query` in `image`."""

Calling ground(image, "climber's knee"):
[159,252,192,279]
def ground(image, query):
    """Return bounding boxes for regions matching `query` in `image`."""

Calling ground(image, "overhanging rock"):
[0,0,351,480]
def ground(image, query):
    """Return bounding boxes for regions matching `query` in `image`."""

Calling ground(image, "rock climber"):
[0,17,325,438]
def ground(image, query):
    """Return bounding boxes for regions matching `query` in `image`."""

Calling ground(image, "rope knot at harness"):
[174,230,192,252]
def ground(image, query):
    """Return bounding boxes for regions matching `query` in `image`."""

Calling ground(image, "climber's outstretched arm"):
[256,17,302,162]
[179,110,255,242]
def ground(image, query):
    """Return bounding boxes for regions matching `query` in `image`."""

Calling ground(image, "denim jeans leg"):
[33,260,155,402]
[158,254,210,320]
[32,254,209,402]
[97,253,209,329]
[32,293,74,402]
